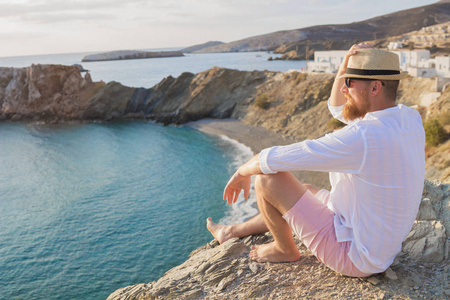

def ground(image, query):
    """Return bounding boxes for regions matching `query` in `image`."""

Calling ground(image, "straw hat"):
[339,48,408,80]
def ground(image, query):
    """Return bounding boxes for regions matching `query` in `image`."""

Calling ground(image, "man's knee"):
[254,172,308,214]
[254,173,271,190]
[255,172,304,192]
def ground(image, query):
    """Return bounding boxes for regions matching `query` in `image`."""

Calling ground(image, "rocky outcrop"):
[0,65,263,122]
[273,50,303,60]
[81,50,183,62]
[125,67,268,125]
[402,181,449,263]
[107,180,449,300]
[0,64,100,121]
[0,65,333,127]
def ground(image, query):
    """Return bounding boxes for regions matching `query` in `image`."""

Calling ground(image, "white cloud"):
[0,0,440,57]
[17,12,115,23]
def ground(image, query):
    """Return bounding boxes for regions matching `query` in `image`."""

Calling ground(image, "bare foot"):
[206,217,234,244]
[249,242,300,263]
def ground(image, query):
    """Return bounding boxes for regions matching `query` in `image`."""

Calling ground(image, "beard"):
[342,91,370,122]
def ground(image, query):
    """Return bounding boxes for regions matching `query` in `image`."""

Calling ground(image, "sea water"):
[0,121,255,300]
[0,50,305,299]
[0,49,307,88]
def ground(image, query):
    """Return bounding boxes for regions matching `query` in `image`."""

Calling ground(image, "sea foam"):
[215,134,259,225]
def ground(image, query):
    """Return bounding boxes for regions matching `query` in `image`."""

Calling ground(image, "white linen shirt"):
[259,101,425,274]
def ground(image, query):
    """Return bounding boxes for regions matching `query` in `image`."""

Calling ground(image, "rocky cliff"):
[0,64,269,123]
[0,64,99,121]
[107,181,449,300]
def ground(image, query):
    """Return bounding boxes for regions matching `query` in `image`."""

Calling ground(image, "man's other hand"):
[223,171,251,205]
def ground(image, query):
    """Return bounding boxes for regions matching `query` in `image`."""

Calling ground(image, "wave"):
[214,134,259,225]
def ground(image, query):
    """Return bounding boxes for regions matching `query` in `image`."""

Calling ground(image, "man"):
[207,44,425,277]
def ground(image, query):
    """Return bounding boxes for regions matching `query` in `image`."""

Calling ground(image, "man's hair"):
[382,80,399,102]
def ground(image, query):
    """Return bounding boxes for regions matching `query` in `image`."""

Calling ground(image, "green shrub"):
[328,118,345,130]
[424,119,447,147]
[255,93,270,109]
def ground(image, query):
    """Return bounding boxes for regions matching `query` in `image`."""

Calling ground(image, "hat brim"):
[338,71,408,80]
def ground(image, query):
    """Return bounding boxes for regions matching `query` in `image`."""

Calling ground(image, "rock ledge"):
[107,181,449,300]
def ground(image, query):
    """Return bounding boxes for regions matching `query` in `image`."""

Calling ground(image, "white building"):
[435,56,450,78]
[394,50,430,68]
[306,51,347,73]
[307,49,450,79]
[387,42,403,50]
[392,50,437,77]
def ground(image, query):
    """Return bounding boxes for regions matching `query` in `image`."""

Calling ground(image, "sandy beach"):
[187,118,295,154]
[187,118,331,189]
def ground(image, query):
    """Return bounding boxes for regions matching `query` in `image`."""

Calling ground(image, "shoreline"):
[186,118,331,189]
[186,118,295,155]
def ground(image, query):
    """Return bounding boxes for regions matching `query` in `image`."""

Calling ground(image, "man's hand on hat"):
[340,43,374,74]
[349,43,374,56]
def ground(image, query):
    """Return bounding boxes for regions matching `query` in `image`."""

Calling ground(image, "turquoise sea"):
[0,50,306,299]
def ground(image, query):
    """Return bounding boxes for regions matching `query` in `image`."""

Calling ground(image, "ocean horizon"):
[0,48,307,88]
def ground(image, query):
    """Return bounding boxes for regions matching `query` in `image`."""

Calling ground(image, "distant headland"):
[81,50,184,62]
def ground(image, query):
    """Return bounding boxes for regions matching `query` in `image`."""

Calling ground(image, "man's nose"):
[340,83,348,93]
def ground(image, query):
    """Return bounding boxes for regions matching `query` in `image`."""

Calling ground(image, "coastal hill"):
[369,21,450,57]
[179,41,224,53]
[274,20,450,61]
[188,0,450,57]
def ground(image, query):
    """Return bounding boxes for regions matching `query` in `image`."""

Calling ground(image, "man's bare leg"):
[206,214,268,244]
[207,180,319,247]
[249,172,307,263]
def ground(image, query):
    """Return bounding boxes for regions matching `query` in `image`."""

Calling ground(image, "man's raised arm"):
[329,43,374,107]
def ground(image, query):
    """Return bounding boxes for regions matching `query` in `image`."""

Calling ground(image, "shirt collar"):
[363,105,400,120]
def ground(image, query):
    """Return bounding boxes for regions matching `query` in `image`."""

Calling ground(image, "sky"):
[0,0,440,58]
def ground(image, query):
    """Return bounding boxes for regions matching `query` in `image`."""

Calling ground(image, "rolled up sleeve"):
[259,148,277,174]
[328,98,347,124]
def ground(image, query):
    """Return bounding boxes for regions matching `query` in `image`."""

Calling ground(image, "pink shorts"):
[283,189,372,277]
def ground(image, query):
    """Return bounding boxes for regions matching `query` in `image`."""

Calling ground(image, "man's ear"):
[371,81,383,96]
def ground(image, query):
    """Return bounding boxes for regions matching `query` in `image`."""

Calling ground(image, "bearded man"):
[207,44,425,277]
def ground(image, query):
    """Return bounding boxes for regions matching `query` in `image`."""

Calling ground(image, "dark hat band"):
[346,68,400,76]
